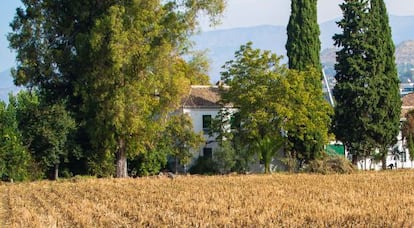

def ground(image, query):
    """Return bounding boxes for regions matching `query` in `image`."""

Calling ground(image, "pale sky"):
[2,0,414,71]
[202,0,414,31]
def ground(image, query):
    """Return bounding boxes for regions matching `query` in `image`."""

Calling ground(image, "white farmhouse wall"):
[183,108,220,164]
[345,131,414,170]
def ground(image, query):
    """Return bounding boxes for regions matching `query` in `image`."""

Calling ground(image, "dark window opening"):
[202,115,212,133]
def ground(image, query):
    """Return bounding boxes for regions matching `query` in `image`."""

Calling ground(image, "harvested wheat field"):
[1,171,414,227]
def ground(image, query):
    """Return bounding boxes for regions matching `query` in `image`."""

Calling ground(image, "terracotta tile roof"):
[401,93,414,118]
[182,86,222,108]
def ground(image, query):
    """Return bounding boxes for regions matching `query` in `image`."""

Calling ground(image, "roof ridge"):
[191,85,217,88]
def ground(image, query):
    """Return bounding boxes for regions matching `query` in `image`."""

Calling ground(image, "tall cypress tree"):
[333,0,401,167]
[333,0,374,164]
[286,0,321,73]
[286,0,331,164]
[368,0,401,169]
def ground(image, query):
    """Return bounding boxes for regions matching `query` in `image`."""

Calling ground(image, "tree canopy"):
[8,0,225,177]
[286,0,321,73]
[0,96,31,182]
[285,0,331,165]
[220,42,332,172]
[333,0,400,167]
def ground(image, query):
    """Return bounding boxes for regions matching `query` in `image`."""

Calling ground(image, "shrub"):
[188,156,217,175]
[129,149,168,177]
[305,155,356,174]
[213,141,236,174]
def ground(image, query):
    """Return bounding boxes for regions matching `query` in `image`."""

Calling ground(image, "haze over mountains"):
[2,15,414,101]
[192,15,414,82]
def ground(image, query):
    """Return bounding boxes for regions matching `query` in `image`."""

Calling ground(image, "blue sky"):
[2,0,414,72]
[0,0,22,72]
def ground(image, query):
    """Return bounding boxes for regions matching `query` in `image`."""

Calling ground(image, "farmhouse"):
[178,84,414,172]
[180,85,224,162]
[178,85,285,173]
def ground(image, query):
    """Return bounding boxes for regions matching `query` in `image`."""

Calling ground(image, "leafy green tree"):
[286,0,321,73]
[220,42,332,173]
[8,0,225,177]
[13,91,76,180]
[220,43,288,173]
[286,0,330,164]
[0,97,32,181]
[284,67,333,164]
[163,114,204,174]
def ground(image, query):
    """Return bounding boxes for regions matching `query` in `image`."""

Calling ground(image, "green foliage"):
[402,110,414,162]
[220,42,332,171]
[211,111,254,173]
[286,0,330,165]
[334,0,377,158]
[188,156,216,175]
[220,42,288,173]
[255,136,284,174]
[13,91,76,179]
[8,0,225,178]
[88,149,115,178]
[183,51,212,85]
[286,0,321,73]
[369,0,401,169]
[333,0,401,167]
[408,135,414,163]
[213,140,236,174]
[130,149,168,177]
[163,114,204,173]
[0,98,32,181]
[284,68,333,163]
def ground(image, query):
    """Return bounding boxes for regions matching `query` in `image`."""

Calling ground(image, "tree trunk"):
[264,162,270,174]
[116,138,128,178]
[381,153,387,170]
[352,154,358,165]
[54,163,59,180]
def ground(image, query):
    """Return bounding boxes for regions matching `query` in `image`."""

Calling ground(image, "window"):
[202,115,212,133]
[203,147,213,159]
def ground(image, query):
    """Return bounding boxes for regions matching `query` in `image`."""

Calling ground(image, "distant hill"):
[319,40,414,83]
[193,15,414,82]
[192,25,287,82]
[321,40,414,66]
[396,40,414,65]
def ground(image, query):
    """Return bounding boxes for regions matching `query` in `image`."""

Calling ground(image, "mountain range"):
[2,15,414,101]
[192,15,414,82]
